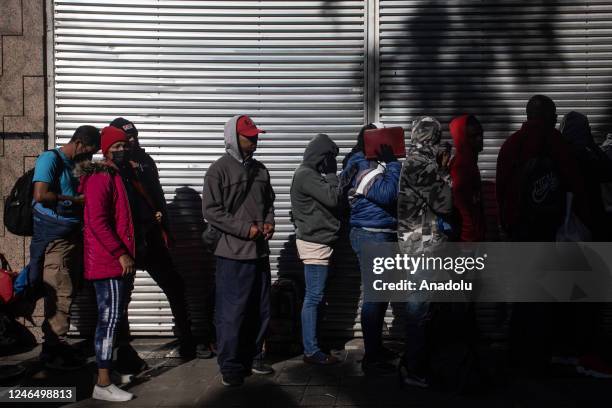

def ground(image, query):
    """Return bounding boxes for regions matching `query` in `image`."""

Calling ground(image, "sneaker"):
[577,354,612,379]
[92,384,134,402]
[116,345,148,375]
[251,359,274,375]
[304,351,340,366]
[362,359,396,377]
[221,375,244,387]
[196,343,214,359]
[40,344,86,371]
[399,365,429,388]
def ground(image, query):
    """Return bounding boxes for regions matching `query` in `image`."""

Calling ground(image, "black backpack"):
[3,150,63,236]
[516,138,565,236]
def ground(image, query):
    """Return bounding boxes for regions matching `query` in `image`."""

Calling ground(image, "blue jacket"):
[340,152,401,229]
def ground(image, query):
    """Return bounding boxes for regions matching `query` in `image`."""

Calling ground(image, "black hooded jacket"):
[290,134,341,245]
[560,111,612,240]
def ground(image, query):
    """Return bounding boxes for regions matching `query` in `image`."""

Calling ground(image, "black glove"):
[377,144,397,163]
[325,154,338,174]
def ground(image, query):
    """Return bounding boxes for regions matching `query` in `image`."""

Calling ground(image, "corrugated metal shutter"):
[53,0,612,340]
[377,0,612,338]
[53,0,367,337]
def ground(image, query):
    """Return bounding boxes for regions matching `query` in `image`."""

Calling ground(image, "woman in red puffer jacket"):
[77,126,136,402]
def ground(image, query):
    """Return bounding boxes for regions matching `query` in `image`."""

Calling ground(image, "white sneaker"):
[92,384,134,402]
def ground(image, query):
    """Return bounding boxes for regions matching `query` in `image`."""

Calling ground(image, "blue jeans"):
[350,227,430,365]
[93,278,127,369]
[14,209,79,295]
[350,227,397,362]
[301,264,329,356]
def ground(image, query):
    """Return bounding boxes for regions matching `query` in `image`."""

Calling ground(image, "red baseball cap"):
[237,115,266,138]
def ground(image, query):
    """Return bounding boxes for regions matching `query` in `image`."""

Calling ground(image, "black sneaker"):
[398,365,429,388]
[304,351,340,365]
[221,375,244,387]
[116,345,148,374]
[361,359,396,377]
[251,359,274,375]
[196,343,214,359]
[40,343,86,371]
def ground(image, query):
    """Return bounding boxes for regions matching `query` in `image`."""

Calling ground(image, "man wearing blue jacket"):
[340,124,402,376]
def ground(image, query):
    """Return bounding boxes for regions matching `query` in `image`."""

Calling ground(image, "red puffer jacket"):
[77,161,135,280]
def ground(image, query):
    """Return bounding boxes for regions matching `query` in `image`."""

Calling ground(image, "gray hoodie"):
[290,134,340,245]
[202,115,275,260]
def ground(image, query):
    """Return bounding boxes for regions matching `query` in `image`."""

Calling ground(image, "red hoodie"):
[449,115,486,242]
[496,120,588,236]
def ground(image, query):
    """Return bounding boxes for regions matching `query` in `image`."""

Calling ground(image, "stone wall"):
[0,0,47,337]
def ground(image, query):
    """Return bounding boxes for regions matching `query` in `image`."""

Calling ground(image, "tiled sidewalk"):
[1,339,610,407]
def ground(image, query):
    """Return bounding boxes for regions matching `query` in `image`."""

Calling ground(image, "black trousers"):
[215,256,271,377]
[118,228,192,344]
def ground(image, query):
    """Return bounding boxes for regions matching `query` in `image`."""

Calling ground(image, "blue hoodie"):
[340,151,401,229]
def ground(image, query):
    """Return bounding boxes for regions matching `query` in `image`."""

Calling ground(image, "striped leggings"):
[93,278,126,369]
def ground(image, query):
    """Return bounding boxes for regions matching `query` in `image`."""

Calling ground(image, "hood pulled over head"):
[450,114,474,153]
[560,111,593,147]
[411,116,442,146]
[303,133,339,169]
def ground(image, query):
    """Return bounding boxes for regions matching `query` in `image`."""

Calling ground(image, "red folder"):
[364,127,406,160]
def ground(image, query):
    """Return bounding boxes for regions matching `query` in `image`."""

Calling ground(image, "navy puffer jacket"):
[340,151,401,230]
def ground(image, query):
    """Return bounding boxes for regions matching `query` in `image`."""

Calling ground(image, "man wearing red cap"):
[202,115,276,387]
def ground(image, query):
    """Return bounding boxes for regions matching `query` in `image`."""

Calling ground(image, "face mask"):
[111,150,130,167]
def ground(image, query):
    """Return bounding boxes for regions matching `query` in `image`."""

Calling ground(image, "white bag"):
[556,192,592,242]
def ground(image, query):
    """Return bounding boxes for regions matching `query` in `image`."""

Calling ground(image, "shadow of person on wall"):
[166,186,216,351]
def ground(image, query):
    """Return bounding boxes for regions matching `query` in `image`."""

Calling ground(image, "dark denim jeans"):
[350,227,396,361]
[350,227,430,367]
[301,264,329,356]
[14,209,79,295]
[401,294,430,374]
